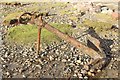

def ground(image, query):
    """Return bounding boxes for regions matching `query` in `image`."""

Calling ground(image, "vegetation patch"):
[80,19,112,33]
[6,23,73,45]
[68,16,78,21]
[4,12,23,21]
[94,13,116,24]
[3,11,24,26]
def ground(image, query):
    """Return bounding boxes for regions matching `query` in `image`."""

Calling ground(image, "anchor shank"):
[44,23,104,59]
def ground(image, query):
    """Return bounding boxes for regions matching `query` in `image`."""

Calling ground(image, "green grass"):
[4,12,24,21]
[79,19,113,33]
[60,10,69,15]
[69,16,78,21]
[94,13,117,24]
[6,23,73,45]
[3,12,24,26]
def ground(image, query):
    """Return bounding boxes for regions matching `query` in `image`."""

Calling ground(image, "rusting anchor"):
[18,12,106,59]
[6,12,110,77]
[35,15,106,59]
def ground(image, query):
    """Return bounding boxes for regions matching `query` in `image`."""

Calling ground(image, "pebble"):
[29,47,34,52]
[4,52,8,57]
[69,63,75,66]
[62,59,67,63]
[13,73,17,76]
[77,73,83,78]
[22,75,26,78]
[83,65,89,70]
[68,59,71,62]
[73,73,77,77]
[87,72,92,76]
[6,72,10,76]
[61,45,66,49]
[84,76,88,79]
[2,64,6,68]
[81,69,87,74]
[76,60,81,64]
[91,73,95,76]
[49,56,54,61]
[97,69,101,73]
[1,57,4,61]
[74,70,78,73]
[36,65,42,69]
[80,62,84,65]
[90,69,94,72]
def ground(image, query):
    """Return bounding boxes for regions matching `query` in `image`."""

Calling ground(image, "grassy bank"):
[6,23,73,45]
[79,19,113,33]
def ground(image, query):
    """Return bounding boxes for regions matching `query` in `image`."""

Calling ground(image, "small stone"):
[110,45,113,48]
[84,76,88,79]
[74,70,78,73]
[71,47,76,51]
[36,65,42,69]
[91,73,95,76]
[87,72,92,76]
[29,47,34,51]
[76,60,81,64]
[6,72,10,76]
[2,65,6,68]
[49,56,54,61]
[13,73,17,76]
[81,62,84,65]
[73,74,77,77]
[1,57,4,61]
[5,53,8,57]
[62,59,67,62]
[55,58,58,60]
[68,59,71,61]
[22,75,26,78]
[97,69,101,73]
[61,45,66,49]
[90,69,94,72]
[77,73,83,78]
[35,55,39,59]
[83,65,89,70]
[114,58,117,60]
[81,69,86,74]
[69,63,75,66]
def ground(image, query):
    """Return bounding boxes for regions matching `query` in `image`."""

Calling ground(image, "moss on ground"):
[4,12,24,21]
[94,13,116,24]
[80,19,113,33]
[68,16,78,21]
[6,23,73,45]
[3,11,24,26]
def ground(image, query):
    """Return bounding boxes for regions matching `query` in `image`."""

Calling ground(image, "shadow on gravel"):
[87,27,114,69]
[39,27,114,71]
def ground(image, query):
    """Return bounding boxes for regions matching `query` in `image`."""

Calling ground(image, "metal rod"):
[36,16,43,55]
[37,27,41,54]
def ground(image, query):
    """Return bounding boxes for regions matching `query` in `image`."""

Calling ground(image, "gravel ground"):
[0,2,119,78]
[0,26,119,78]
